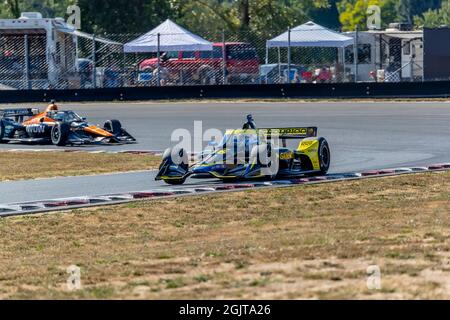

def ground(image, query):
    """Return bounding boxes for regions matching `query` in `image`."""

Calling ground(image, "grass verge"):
[0,172,449,299]
[0,152,161,181]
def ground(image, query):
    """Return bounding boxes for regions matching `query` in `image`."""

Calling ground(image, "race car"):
[155,125,331,185]
[0,105,136,146]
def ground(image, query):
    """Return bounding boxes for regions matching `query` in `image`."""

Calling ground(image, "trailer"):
[345,27,424,82]
[0,12,123,90]
[0,12,80,90]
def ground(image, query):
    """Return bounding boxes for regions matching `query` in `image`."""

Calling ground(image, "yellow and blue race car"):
[155,123,331,185]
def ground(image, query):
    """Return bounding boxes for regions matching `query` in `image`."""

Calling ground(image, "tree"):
[4,0,20,18]
[309,0,342,29]
[414,0,450,27]
[337,0,397,31]
[397,0,442,24]
[77,0,173,35]
[397,0,412,23]
[0,0,76,19]
[171,0,330,39]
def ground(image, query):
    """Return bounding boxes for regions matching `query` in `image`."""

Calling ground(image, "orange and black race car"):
[0,103,136,146]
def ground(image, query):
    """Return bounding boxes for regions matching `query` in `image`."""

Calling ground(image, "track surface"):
[1,101,449,204]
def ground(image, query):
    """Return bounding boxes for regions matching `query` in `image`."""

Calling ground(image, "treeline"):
[0,0,448,36]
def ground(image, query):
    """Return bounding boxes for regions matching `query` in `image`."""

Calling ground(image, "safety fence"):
[0,28,432,91]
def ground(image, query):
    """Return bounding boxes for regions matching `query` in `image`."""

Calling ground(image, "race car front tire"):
[318,137,331,175]
[158,148,190,185]
[104,119,122,136]
[162,148,189,172]
[51,123,70,146]
[250,144,277,178]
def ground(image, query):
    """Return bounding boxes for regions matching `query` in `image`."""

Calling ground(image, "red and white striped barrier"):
[3,149,165,156]
[0,163,448,218]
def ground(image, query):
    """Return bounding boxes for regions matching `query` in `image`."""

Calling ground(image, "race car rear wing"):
[225,127,318,139]
[259,127,318,139]
[0,108,39,118]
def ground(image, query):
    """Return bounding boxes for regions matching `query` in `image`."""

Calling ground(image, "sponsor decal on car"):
[26,124,46,134]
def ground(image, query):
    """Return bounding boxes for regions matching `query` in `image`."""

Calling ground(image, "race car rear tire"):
[0,120,5,143]
[104,119,122,136]
[318,138,331,175]
[51,123,70,146]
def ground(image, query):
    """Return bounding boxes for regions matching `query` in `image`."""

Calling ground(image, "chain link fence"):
[0,29,428,91]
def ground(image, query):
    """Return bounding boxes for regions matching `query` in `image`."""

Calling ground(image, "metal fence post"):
[157,33,161,87]
[354,26,358,83]
[222,30,227,84]
[265,43,269,64]
[278,47,281,83]
[287,27,291,84]
[24,35,31,90]
[92,34,97,88]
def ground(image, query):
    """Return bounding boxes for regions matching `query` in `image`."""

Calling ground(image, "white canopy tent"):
[266,21,355,83]
[124,19,213,53]
[267,21,354,48]
[124,19,213,86]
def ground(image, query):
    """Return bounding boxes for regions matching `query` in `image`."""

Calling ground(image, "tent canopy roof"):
[124,19,213,53]
[267,21,354,48]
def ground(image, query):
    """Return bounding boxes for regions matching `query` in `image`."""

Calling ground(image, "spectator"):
[153,66,169,85]
[316,67,332,83]
[334,62,344,83]
[160,52,169,63]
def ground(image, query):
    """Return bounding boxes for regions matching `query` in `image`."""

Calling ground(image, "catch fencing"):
[0,29,430,91]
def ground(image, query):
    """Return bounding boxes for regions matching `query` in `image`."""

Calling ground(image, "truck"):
[139,42,260,85]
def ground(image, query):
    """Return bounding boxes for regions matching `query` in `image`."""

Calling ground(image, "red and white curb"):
[2,149,165,156]
[0,163,449,218]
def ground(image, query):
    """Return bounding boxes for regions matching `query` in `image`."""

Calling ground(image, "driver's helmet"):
[46,100,58,112]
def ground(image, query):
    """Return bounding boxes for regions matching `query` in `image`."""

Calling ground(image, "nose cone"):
[84,125,114,137]
[192,165,212,174]
[192,164,228,174]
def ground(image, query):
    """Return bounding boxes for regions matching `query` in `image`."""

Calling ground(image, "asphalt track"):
[1,101,450,205]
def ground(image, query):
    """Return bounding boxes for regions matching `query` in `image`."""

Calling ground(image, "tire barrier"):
[1,163,449,218]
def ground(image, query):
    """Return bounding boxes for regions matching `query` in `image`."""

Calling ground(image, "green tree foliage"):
[337,0,442,31]
[398,0,442,24]
[78,0,172,34]
[309,0,342,29]
[337,0,397,31]
[396,0,412,23]
[171,0,330,39]
[409,0,442,17]
[0,0,444,36]
[0,0,76,19]
[414,0,450,27]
